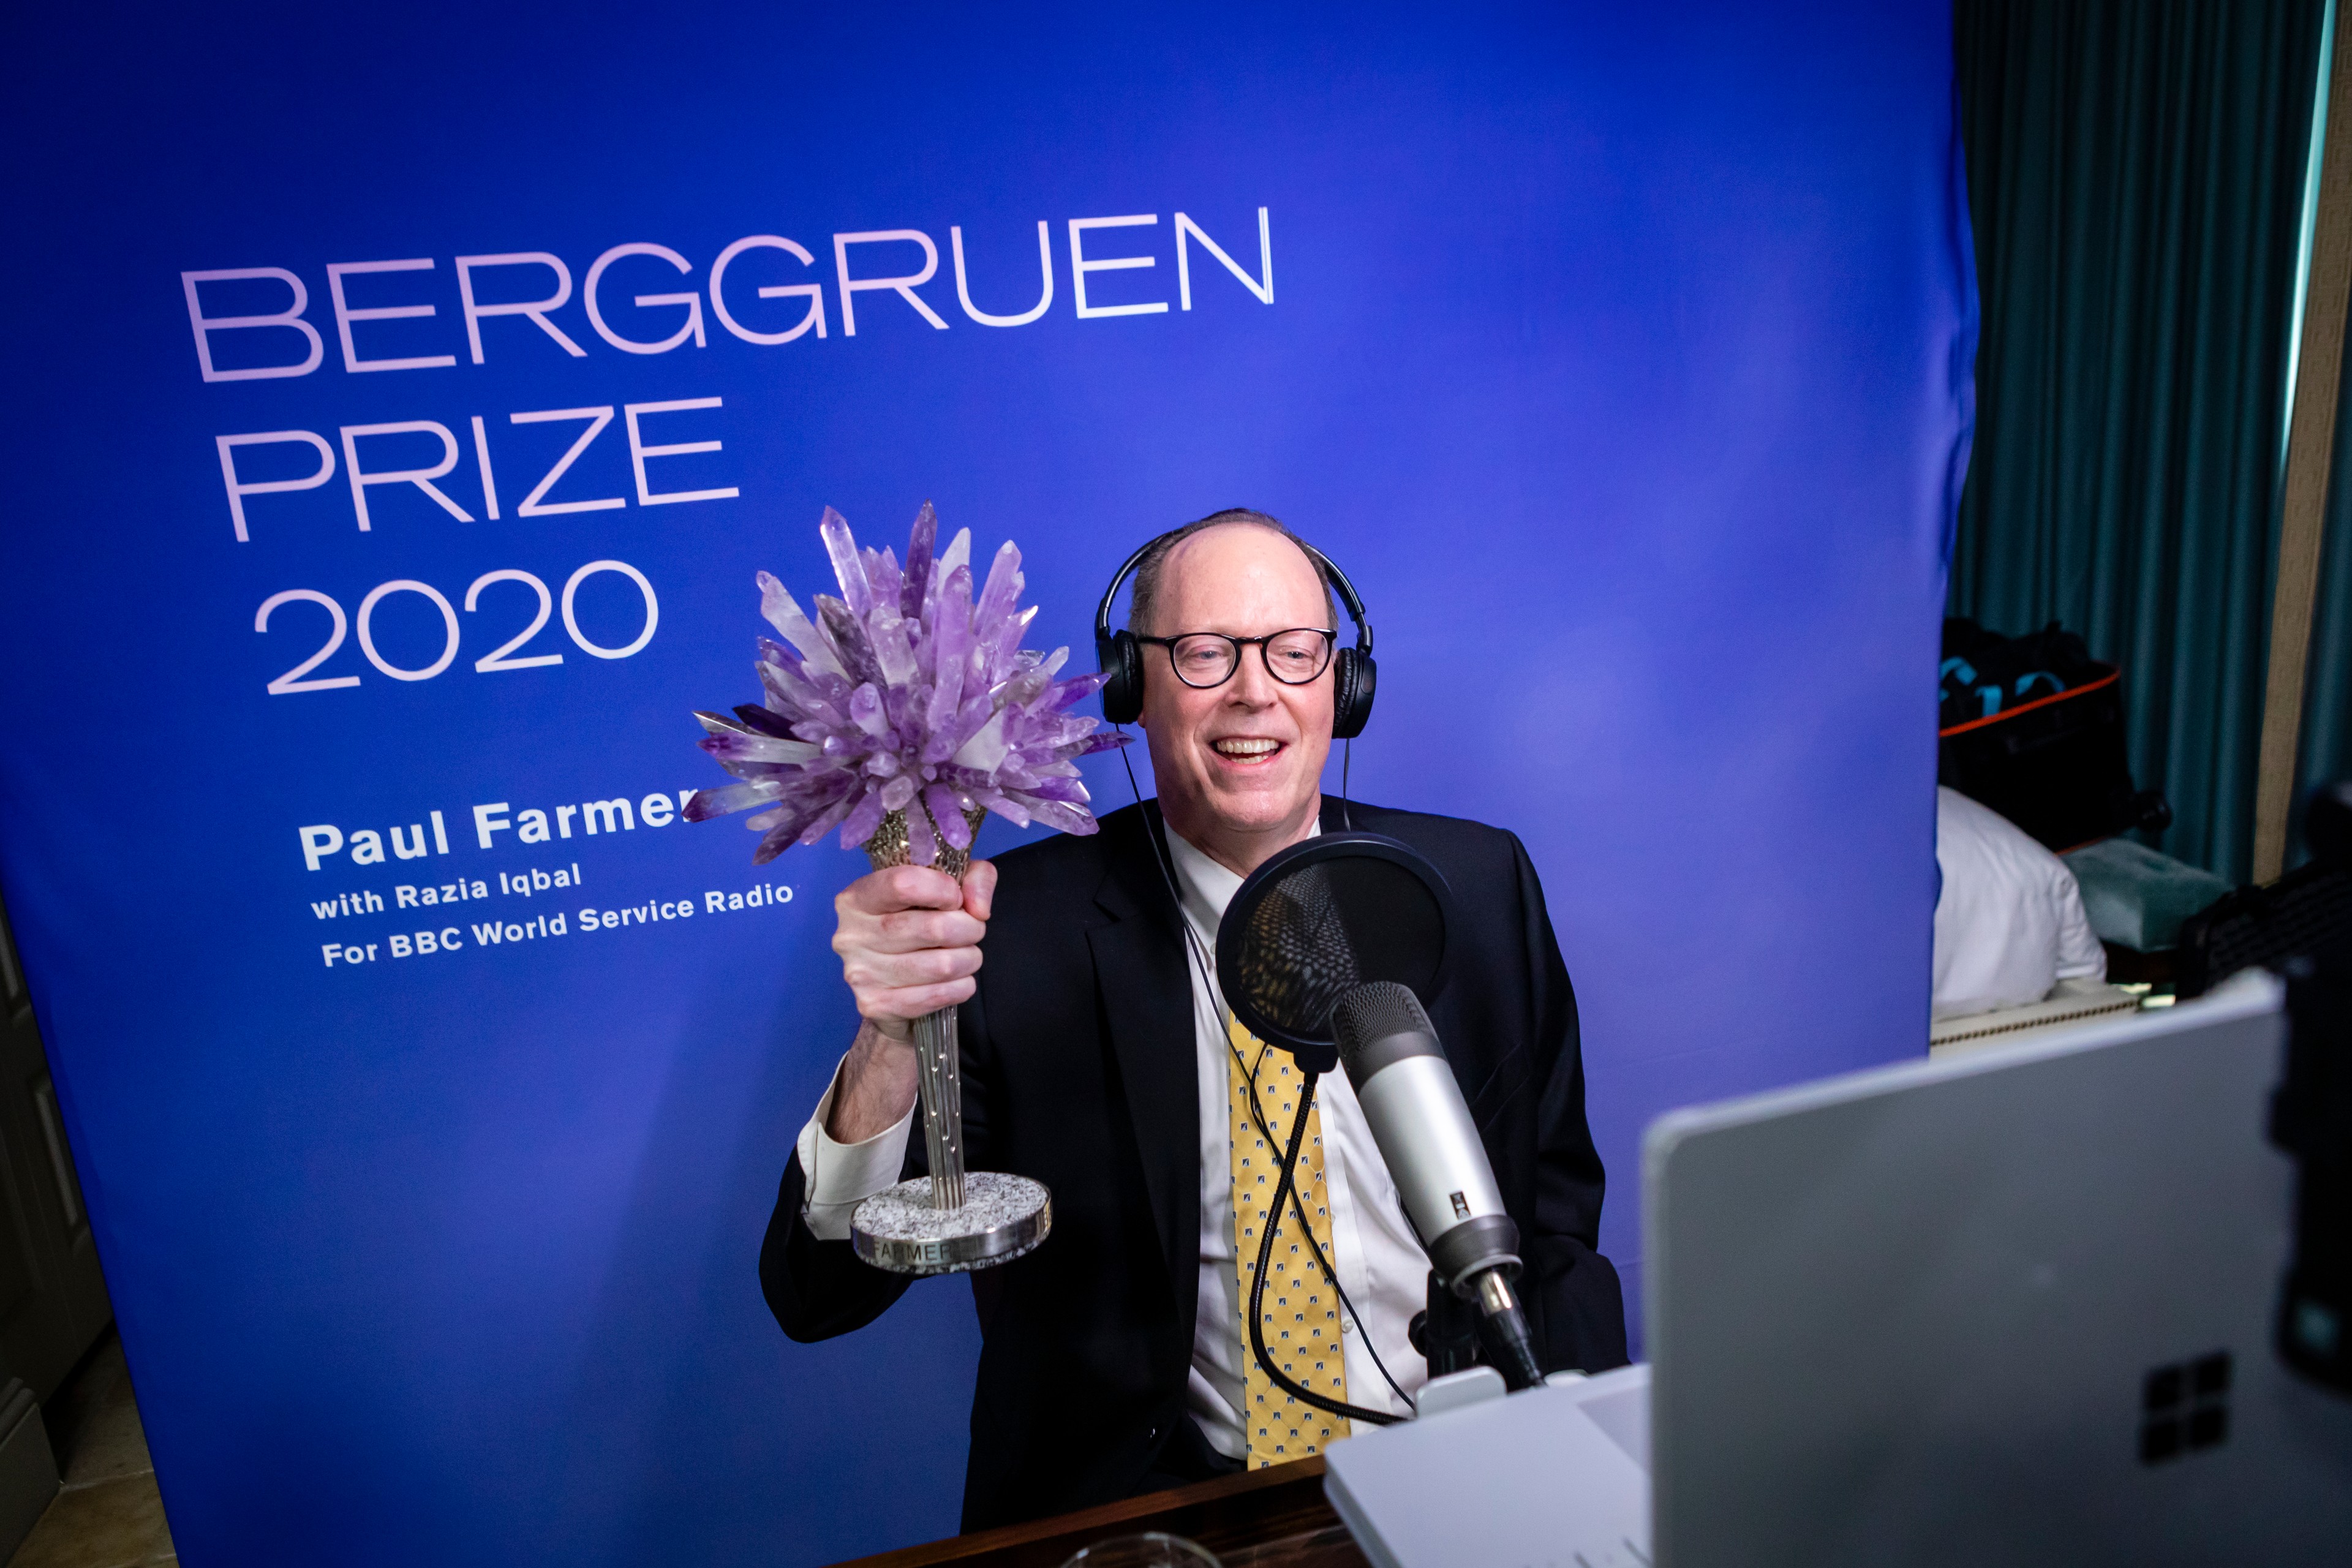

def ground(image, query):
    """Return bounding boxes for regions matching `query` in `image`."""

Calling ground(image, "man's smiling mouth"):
[1212,737,1283,760]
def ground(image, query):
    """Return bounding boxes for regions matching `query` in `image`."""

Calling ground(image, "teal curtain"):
[1951,0,2326,884]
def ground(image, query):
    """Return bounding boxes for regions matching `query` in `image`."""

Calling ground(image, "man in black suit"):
[762,512,1625,1531]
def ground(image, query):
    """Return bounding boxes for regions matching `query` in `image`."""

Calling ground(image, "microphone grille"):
[1332,981,1432,1060]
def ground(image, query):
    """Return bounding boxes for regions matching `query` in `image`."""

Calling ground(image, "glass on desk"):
[1219,1525,1365,1567]
[1059,1532,1222,1568]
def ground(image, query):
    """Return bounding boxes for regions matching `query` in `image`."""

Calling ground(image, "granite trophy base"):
[850,1171,1052,1276]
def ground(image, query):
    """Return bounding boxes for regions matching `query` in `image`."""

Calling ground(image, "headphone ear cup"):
[1098,631,1145,725]
[1332,650,1376,740]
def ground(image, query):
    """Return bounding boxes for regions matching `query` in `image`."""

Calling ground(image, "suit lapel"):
[1087,805,1201,1327]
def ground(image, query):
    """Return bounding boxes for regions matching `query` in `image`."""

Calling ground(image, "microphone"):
[1216,830,1539,1404]
[1332,981,1545,1392]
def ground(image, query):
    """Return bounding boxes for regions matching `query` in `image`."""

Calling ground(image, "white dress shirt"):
[794,819,1431,1460]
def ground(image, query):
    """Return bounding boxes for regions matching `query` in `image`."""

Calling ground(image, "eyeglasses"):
[1135,629,1336,689]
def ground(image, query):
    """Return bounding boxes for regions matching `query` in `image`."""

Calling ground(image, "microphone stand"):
[1410,1272,1484,1378]
[1406,1265,1544,1391]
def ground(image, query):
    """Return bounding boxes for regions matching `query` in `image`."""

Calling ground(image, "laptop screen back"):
[1645,976,2352,1566]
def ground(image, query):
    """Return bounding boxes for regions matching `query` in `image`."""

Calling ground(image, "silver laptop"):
[1647,971,2352,1566]
[1327,974,2352,1566]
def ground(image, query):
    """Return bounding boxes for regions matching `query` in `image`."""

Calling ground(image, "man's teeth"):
[1213,739,1281,758]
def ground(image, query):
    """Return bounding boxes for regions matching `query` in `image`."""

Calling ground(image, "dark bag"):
[1937,618,2169,853]
[2174,861,2352,998]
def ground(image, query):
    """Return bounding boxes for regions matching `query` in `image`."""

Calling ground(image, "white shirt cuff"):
[794,1055,916,1242]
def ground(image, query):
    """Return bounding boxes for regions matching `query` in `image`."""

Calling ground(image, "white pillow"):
[1932,786,2107,1020]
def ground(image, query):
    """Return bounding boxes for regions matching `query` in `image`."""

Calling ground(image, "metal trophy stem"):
[911,1006,965,1212]
[849,804,1051,1276]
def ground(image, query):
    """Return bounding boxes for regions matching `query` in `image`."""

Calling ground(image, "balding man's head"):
[1128,509,1337,638]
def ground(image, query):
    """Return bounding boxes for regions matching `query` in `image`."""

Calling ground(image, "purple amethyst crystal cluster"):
[685,502,1128,866]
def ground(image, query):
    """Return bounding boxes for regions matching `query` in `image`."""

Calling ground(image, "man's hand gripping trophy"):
[685,500,1127,1272]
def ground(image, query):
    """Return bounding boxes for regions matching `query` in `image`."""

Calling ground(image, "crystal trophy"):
[845,805,1050,1275]
[687,502,1121,1277]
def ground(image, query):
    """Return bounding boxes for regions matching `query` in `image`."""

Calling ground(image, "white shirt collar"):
[1163,814,1324,943]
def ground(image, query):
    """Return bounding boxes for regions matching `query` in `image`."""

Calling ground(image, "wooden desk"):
[830,1458,1368,1568]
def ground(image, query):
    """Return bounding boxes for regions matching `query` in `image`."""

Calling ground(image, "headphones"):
[1093,529,1377,738]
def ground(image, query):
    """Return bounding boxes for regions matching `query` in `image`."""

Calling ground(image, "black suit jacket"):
[761,798,1626,1531]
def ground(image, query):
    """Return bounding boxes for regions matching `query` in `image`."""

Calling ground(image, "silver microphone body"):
[1332,982,1520,1293]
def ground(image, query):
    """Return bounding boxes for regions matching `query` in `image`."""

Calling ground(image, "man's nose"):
[1224,648,1278,704]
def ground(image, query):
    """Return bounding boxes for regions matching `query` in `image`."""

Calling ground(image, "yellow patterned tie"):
[1227,1014,1351,1466]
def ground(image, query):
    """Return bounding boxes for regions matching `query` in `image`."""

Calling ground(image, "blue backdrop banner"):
[0,3,1971,1563]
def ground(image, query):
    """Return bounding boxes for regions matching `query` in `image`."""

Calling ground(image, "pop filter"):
[1216,832,1456,1071]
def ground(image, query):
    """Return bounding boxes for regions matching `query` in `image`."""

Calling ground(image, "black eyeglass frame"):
[1133,628,1338,689]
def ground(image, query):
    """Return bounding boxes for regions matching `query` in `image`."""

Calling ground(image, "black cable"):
[1229,1033,1415,1415]
[1118,739,1416,1417]
[1247,1068,1400,1427]
[1123,747,1409,1409]
[1341,736,1354,831]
